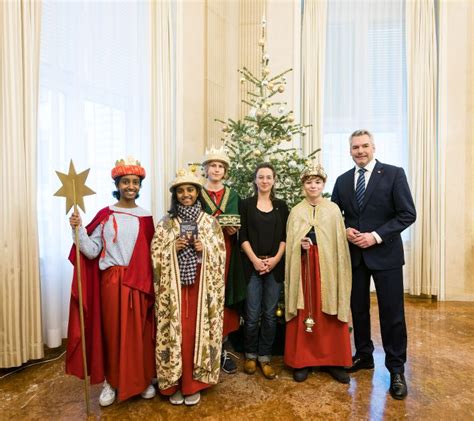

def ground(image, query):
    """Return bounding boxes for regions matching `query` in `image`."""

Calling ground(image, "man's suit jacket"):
[331,160,416,271]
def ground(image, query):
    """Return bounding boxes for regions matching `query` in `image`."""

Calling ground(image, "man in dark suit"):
[331,129,416,400]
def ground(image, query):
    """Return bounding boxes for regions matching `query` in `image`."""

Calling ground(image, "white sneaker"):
[169,390,184,405]
[99,381,116,407]
[184,392,201,406]
[141,383,156,399]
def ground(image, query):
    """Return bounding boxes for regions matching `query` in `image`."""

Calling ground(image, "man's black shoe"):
[346,356,375,373]
[321,366,350,384]
[389,373,408,400]
[293,367,309,382]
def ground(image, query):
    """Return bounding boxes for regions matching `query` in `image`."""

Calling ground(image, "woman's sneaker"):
[169,390,184,405]
[141,384,156,399]
[184,392,201,406]
[99,381,116,407]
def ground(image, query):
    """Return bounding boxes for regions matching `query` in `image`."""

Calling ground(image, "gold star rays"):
[54,160,95,213]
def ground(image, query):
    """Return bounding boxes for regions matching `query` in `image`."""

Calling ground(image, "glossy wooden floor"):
[1,296,474,420]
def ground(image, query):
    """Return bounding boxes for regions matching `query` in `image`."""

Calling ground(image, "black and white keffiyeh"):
[177,202,202,286]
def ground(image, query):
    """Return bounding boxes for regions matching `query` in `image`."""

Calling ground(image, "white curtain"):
[322,0,410,289]
[38,0,151,348]
[150,0,179,217]
[0,0,44,367]
[406,0,438,295]
[322,0,408,193]
[301,0,327,158]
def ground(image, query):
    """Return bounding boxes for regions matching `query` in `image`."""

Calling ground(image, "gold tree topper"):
[54,160,95,213]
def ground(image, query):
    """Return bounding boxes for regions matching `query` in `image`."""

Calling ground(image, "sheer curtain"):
[322,0,407,192]
[322,0,411,287]
[301,0,327,157]
[38,0,151,348]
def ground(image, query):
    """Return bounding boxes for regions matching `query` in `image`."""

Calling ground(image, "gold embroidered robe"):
[285,199,352,323]
[151,212,226,390]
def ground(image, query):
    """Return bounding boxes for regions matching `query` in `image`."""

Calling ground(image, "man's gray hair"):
[349,129,375,146]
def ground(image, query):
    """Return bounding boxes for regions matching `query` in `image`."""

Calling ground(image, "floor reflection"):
[1,296,474,420]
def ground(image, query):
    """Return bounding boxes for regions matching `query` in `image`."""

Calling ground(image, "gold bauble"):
[275,307,283,317]
[278,85,285,93]
[222,125,229,132]
[268,82,274,90]
[287,114,295,123]
[256,109,264,117]
[240,77,246,84]
[263,67,270,76]
[258,38,265,46]
[253,149,262,157]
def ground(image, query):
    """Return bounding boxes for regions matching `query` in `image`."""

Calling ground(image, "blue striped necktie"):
[355,168,367,208]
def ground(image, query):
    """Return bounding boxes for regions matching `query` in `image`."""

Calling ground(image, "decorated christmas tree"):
[216,17,319,208]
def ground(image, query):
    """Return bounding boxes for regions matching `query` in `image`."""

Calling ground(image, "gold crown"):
[300,161,327,182]
[111,156,145,179]
[170,164,203,192]
[202,146,230,167]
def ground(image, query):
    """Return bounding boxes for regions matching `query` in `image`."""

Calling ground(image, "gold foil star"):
[54,160,95,213]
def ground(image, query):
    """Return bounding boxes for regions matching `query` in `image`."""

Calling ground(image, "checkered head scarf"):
[177,201,202,286]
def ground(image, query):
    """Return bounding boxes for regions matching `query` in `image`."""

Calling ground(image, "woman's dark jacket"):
[239,196,289,283]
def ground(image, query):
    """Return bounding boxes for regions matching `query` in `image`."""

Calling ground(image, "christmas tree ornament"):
[278,106,285,113]
[262,80,269,86]
[256,109,264,118]
[288,113,295,123]
[263,67,270,76]
[258,38,265,46]
[240,77,246,84]
[275,307,283,318]
[278,85,285,93]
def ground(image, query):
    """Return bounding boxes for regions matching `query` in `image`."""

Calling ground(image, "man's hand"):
[353,232,377,249]
[346,227,360,243]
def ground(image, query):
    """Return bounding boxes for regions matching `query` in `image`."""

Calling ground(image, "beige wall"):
[181,0,206,166]
[439,0,474,300]
[180,0,240,166]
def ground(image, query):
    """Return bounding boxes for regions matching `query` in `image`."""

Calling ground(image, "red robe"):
[205,189,240,336]
[66,207,155,400]
[284,245,352,368]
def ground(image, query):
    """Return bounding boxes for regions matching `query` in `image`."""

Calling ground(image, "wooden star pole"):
[54,160,95,416]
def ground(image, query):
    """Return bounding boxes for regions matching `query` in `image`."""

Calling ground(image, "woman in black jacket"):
[239,162,289,379]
